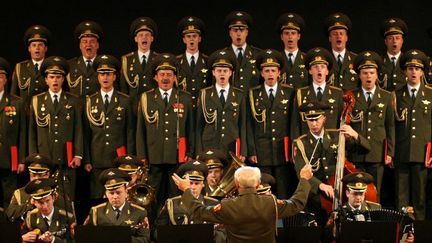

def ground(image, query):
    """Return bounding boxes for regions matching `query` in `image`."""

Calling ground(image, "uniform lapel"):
[355,89,368,110]
[413,83,425,108]
[77,57,88,75]
[155,89,167,111]
[209,86,223,110]
[166,88,178,111]
[181,54,193,76]
[260,86,271,109]
[106,90,118,115]
[54,92,67,115]
[0,93,7,113]
[369,87,383,109]
[117,203,130,225]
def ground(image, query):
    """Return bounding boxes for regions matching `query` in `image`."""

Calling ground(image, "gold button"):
[165,113,168,116]
[106,134,109,137]
[106,117,109,120]
[165,121,169,124]
[222,127,225,130]
[221,134,225,137]
[165,137,169,140]
[272,129,275,132]
[105,142,109,145]
[412,135,416,138]
[367,136,370,139]
[272,120,275,123]
[272,137,276,141]
[368,120,371,123]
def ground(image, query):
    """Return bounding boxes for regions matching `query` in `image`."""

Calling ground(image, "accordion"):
[284,211,317,227]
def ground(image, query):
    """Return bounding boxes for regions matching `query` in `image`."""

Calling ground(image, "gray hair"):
[234,166,261,189]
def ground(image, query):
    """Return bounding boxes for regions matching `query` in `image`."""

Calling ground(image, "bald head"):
[234,166,261,189]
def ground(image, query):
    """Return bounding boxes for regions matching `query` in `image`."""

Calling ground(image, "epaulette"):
[117,91,129,98]
[425,84,432,90]
[294,134,307,143]
[232,86,244,93]
[17,60,30,65]
[365,200,380,206]
[176,54,183,60]
[204,196,220,203]
[9,94,21,100]
[326,128,338,132]
[349,51,358,57]
[122,52,134,58]
[58,209,74,218]
[92,202,107,210]
[379,89,392,95]
[178,89,192,96]
[250,45,262,52]
[130,203,146,211]
[28,207,39,216]
[145,88,155,94]
[34,92,46,97]
[88,92,99,98]
[202,86,213,91]
[251,85,262,91]
[280,83,294,89]
[169,195,182,200]
[201,53,209,59]
[329,86,343,91]
[66,92,78,98]
[298,86,309,92]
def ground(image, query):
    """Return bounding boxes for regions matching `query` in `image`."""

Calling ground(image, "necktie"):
[115,208,121,220]
[389,57,397,90]
[411,88,416,103]
[237,48,243,63]
[366,91,372,107]
[220,89,226,107]
[34,63,39,74]
[391,56,396,68]
[287,53,293,71]
[104,94,109,112]
[337,54,343,69]
[43,216,50,227]
[317,87,323,101]
[318,138,324,157]
[190,55,196,72]
[53,94,59,110]
[86,59,92,72]
[141,55,147,70]
[269,88,275,106]
[163,92,169,107]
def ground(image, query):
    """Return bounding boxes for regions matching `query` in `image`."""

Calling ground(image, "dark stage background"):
[1,0,431,66]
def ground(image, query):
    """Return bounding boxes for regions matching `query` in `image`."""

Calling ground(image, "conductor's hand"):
[299,164,313,180]
[172,173,190,192]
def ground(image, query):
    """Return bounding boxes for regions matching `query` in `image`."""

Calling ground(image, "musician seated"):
[113,155,143,189]
[257,172,276,195]
[293,101,371,226]
[21,178,75,243]
[6,154,74,223]
[84,168,150,243]
[327,172,414,243]
[198,149,227,196]
[154,161,225,243]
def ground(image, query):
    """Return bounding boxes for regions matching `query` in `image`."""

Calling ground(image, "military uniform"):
[21,178,75,243]
[349,51,395,196]
[0,57,26,208]
[394,50,432,220]
[86,168,150,243]
[10,25,51,102]
[247,49,297,198]
[84,55,135,198]
[294,47,344,137]
[379,18,408,91]
[120,17,159,107]
[324,13,358,91]
[276,13,309,88]
[28,57,83,200]
[181,178,311,243]
[198,149,227,196]
[223,11,261,92]
[67,21,104,98]
[176,16,210,109]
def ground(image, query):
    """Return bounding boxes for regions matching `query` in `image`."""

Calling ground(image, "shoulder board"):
[280,83,294,89]
[169,195,182,200]
[65,92,78,98]
[251,46,262,52]
[204,196,220,202]
[28,208,39,216]
[122,52,134,58]
[58,209,74,218]
[130,203,146,211]
[365,200,380,206]
[176,54,183,59]
[251,85,262,91]
[294,134,307,143]
[379,88,391,95]
[232,87,244,93]
[9,94,21,100]
[34,92,46,98]
[201,53,209,59]
[18,60,30,65]
[349,51,358,57]
[145,88,155,94]
[203,86,213,91]
[179,89,192,96]
[117,91,129,97]
[326,128,338,132]
[329,86,343,91]
[425,85,432,90]
[88,92,99,98]
[92,202,107,210]
[299,86,309,91]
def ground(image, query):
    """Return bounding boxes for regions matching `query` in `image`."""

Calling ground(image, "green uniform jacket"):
[84,90,135,168]
[196,86,247,157]
[348,87,395,163]
[223,45,261,92]
[342,201,382,212]
[88,202,150,243]
[29,91,83,165]
[0,93,26,169]
[67,56,100,97]
[176,53,210,109]
[295,85,344,137]
[394,84,432,163]
[247,84,295,165]
[23,207,75,243]
[293,130,370,194]
[120,51,158,98]
[281,50,309,89]
[380,54,406,92]
[10,60,48,102]
[181,179,311,243]
[136,88,194,164]
[328,50,358,91]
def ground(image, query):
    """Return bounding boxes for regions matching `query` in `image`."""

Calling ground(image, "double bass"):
[320,92,378,213]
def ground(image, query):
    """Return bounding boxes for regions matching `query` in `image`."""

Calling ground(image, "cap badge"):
[364,52,371,57]
[356,173,364,178]
[314,48,321,53]
[334,14,340,18]
[206,150,214,155]
[163,54,170,58]
[236,12,243,16]
[220,51,226,55]
[188,17,194,22]
[101,55,108,59]
[288,14,294,18]
[54,57,61,61]
[266,50,272,54]
[411,51,418,55]
[125,156,132,160]
[34,26,40,30]
[35,155,41,159]
[193,161,201,165]
[389,19,396,23]
[307,102,314,107]
[107,171,115,176]
[35,180,42,184]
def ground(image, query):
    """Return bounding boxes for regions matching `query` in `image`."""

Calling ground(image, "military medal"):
[41,105,46,112]
[66,113,70,120]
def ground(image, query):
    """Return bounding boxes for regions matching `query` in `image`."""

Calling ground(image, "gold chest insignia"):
[231,102,238,107]
[201,68,208,73]
[377,103,384,108]
[281,99,289,104]
[65,104,72,109]
[330,144,338,150]
[116,106,124,112]
[124,219,134,225]
[328,98,335,104]
[422,100,431,105]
